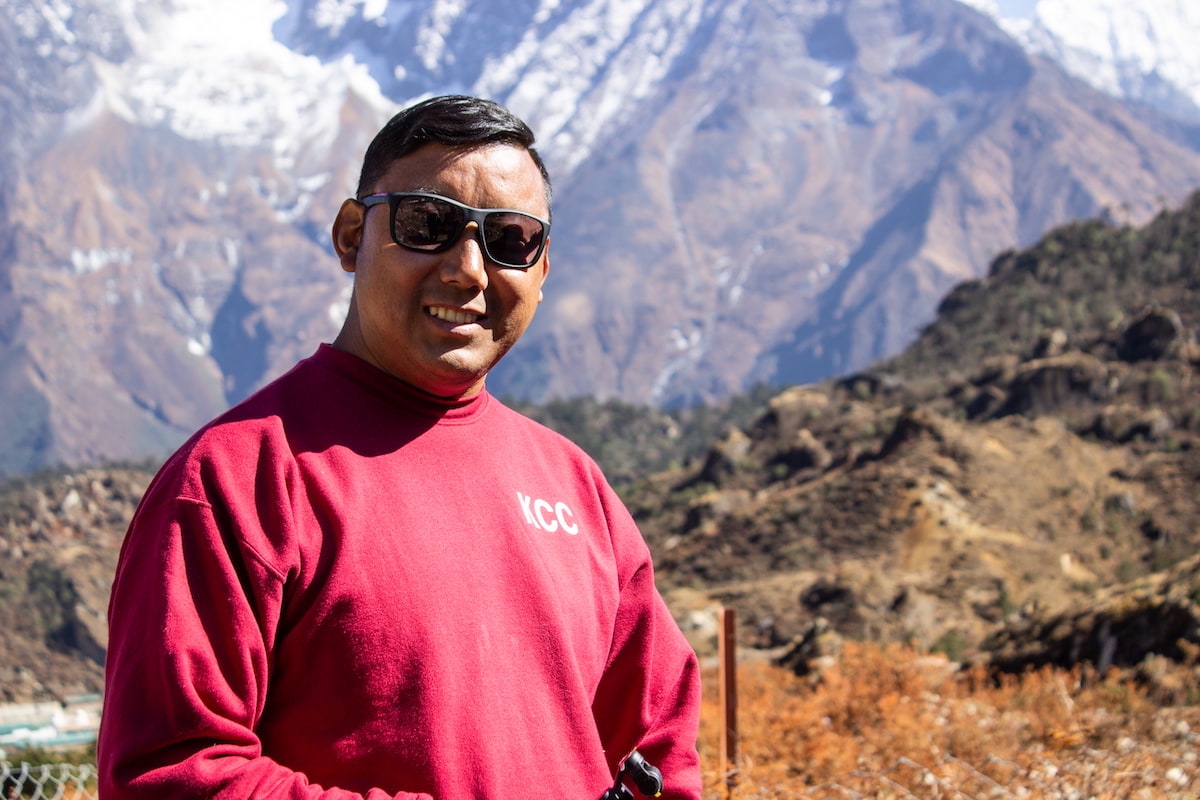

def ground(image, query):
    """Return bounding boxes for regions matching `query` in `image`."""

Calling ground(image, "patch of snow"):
[965,0,1200,121]
[328,281,353,325]
[222,238,239,268]
[91,0,394,173]
[416,0,468,71]
[1033,0,1200,115]
[361,0,388,22]
[311,0,362,37]
[71,247,132,274]
[476,0,712,173]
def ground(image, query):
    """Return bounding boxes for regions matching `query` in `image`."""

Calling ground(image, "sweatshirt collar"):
[311,343,490,421]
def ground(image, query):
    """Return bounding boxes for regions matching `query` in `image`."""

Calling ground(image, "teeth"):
[428,307,481,324]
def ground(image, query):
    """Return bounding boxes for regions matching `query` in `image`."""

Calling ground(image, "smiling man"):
[98,95,702,800]
[333,128,553,398]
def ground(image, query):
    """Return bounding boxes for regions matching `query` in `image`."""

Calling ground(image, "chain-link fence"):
[0,762,97,799]
[2,753,1195,799]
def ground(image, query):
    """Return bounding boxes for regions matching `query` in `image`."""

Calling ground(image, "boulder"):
[999,352,1113,417]
[1118,306,1184,362]
[978,555,1200,675]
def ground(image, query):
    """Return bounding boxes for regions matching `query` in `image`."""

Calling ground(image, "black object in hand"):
[600,750,663,800]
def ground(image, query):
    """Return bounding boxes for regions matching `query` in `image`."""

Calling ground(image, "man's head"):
[332,95,553,400]
[355,95,552,211]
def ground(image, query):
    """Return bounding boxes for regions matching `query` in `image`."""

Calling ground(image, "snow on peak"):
[1032,0,1200,113]
[94,0,391,162]
[73,0,1200,179]
[475,0,711,173]
[964,0,1200,121]
[266,0,714,176]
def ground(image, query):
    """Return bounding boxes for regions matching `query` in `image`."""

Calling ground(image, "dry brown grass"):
[698,643,1200,799]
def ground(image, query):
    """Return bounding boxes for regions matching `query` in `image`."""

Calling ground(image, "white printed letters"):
[516,492,578,534]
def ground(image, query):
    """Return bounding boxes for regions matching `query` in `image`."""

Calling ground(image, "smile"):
[427,306,482,325]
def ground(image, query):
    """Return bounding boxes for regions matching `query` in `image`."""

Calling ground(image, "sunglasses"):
[358,192,550,269]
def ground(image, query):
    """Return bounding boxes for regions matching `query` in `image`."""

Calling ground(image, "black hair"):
[355,95,552,207]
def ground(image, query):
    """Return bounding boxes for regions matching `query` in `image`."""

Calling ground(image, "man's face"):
[331,142,550,398]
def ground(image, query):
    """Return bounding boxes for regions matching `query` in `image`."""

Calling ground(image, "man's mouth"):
[427,306,482,325]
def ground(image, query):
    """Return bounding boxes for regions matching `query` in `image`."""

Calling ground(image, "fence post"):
[718,606,738,798]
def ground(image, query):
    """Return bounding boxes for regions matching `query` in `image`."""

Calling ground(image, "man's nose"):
[440,223,489,289]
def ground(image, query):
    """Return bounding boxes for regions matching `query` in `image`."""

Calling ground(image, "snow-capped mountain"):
[67,0,1200,166]
[2,0,1200,477]
[965,0,1200,122]
[273,0,716,176]
[24,0,715,184]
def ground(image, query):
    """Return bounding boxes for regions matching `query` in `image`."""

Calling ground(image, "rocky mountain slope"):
[3,190,1199,702]
[3,0,1200,477]
[0,464,145,701]
[635,189,1200,679]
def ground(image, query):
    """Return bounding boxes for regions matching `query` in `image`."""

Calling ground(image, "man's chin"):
[419,355,493,398]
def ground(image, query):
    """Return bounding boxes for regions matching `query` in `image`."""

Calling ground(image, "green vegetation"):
[929,628,969,662]
[508,384,779,488]
[6,191,1200,717]
[1,743,96,766]
[522,191,1200,495]
[890,192,1200,383]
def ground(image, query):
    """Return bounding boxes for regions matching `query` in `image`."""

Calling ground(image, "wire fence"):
[2,750,1196,800]
[0,762,97,800]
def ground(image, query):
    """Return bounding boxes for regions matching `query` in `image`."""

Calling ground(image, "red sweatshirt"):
[98,344,701,800]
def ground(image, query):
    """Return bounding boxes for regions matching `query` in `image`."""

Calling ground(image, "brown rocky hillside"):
[0,465,148,701]
[3,193,1200,702]
[630,191,1200,685]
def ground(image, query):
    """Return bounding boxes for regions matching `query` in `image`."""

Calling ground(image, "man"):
[97,95,702,800]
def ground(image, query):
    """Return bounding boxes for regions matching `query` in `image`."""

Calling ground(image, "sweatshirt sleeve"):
[98,490,430,800]
[589,483,703,800]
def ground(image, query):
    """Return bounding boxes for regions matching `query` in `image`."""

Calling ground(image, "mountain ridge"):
[2,0,1200,476]
[3,187,1200,702]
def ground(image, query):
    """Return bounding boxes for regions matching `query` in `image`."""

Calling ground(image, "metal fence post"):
[718,606,737,799]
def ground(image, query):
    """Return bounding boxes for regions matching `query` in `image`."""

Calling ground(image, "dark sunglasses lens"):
[392,197,466,250]
[483,213,546,267]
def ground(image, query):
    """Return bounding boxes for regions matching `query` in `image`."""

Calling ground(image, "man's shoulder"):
[146,410,293,503]
[486,397,582,448]
[144,354,330,498]
[483,396,610,478]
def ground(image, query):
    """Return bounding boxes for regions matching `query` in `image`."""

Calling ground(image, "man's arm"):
[98,495,430,800]
[589,488,703,800]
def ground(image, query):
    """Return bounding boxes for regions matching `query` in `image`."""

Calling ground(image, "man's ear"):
[537,239,550,303]
[332,199,366,273]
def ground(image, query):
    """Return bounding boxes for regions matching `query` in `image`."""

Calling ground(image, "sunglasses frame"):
[358,191,550,270]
